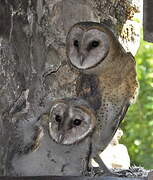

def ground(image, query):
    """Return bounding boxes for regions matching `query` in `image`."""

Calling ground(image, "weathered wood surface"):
[0,0,142,177]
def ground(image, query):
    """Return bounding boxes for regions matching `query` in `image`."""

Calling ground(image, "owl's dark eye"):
[55,115,62,123]
[91,41,99,48]
[73,40,79,48]
[73,119,82,126]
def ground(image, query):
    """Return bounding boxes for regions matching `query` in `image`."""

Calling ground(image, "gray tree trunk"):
[0,0,141,176]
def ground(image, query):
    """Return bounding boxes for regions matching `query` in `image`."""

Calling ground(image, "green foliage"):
[121,34,153,169]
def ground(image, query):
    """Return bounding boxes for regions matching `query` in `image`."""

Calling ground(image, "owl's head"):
[66,22,122,74]
[49,98,96,145]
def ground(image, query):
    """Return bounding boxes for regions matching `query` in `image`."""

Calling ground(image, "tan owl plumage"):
[66,22,139,174]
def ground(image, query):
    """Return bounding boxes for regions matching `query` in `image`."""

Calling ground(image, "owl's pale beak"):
[57,133,64,143]
[80,55,85,66]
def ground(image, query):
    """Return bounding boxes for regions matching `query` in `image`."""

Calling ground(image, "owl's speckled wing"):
[91,100,130,156]
[76,50,138,172]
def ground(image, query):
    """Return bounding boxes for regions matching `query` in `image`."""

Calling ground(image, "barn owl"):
[49,98,96,145]
[66,21,139,175]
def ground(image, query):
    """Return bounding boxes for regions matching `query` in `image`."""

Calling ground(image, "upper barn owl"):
[66,22,139,174]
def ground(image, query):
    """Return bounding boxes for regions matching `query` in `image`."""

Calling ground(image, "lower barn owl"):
[49,97,97,174]
[49,98,96,145]
[65,22,139,174]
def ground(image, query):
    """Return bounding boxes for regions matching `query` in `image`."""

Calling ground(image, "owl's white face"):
[49,100,96,145]
[66,26,110,69]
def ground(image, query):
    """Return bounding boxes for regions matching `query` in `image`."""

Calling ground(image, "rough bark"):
[0,0,141,176]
